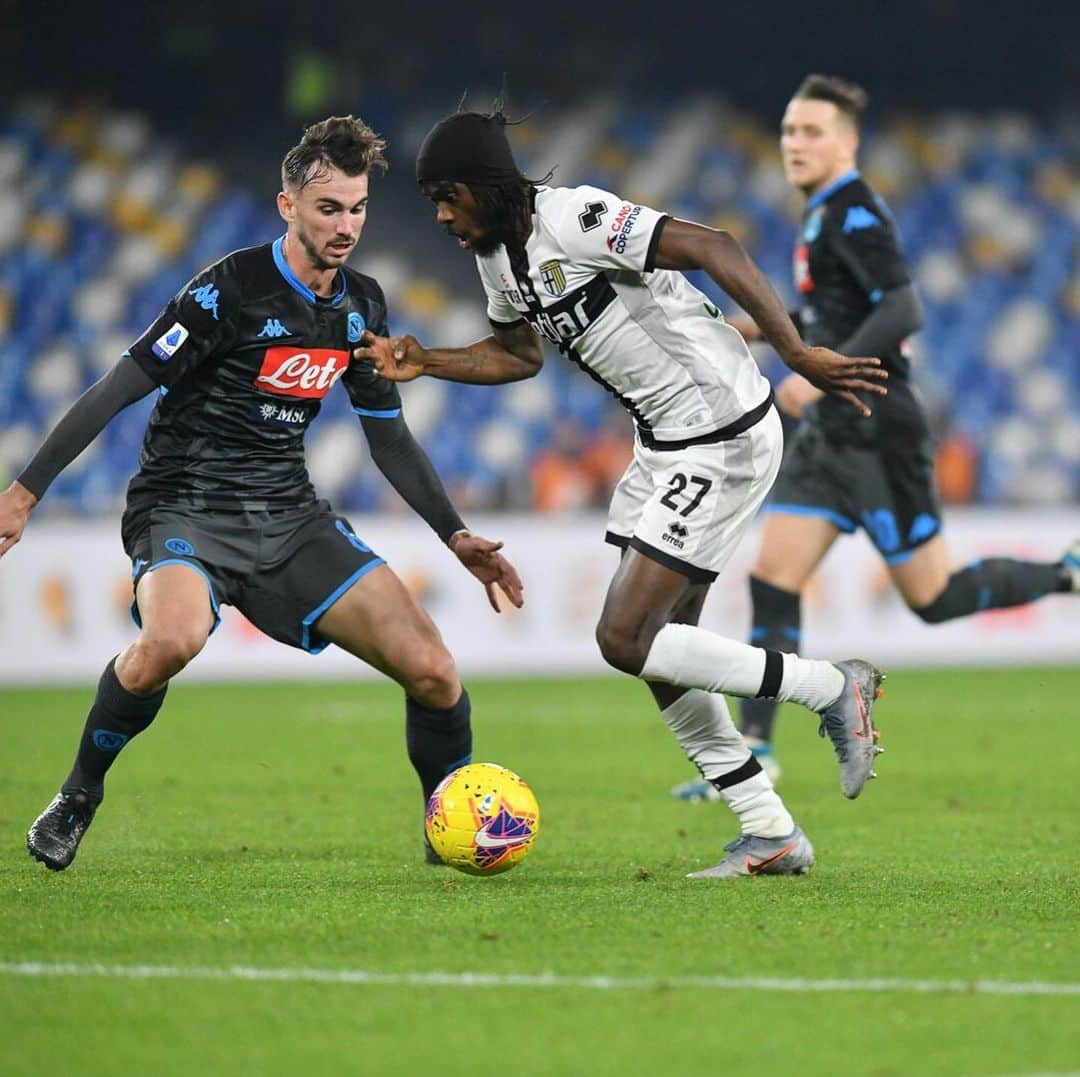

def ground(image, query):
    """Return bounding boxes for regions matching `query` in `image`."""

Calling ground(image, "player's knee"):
[911,591,949,624]
[595,616,650,676]
[129,631,205,689]
[403,647,460,709]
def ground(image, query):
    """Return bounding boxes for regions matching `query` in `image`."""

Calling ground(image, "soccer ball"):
[425,762,540,876]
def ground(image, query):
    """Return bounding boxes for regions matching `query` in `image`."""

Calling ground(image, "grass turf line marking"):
[2,963,1079,997]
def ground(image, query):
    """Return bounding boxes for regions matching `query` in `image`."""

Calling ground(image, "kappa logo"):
[188,283,220,320]
[257,318,290,338]
[151,322,189,362]
[255,347,350,399]
[843,205,881,234]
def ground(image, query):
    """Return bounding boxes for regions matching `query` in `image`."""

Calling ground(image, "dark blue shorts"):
[123,500,384,652]
[766,422,942,564]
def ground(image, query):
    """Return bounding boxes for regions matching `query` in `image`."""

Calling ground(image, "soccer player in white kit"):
[356,109,889,877]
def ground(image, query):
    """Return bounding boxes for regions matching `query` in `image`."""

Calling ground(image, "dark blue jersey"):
[793,171,923,446]
[124,239,400,513]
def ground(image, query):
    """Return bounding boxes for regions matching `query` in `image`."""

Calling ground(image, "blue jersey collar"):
[807,169,861,210]
[272,236,347,306]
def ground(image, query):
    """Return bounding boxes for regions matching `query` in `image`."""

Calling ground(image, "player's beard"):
[295,225,347,271]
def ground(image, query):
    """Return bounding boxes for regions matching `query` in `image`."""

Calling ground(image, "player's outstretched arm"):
[355,322,543,386]
[448,530,524,613]
[358,413,525,612]
[653,219,887,417]
[0,359,157,559]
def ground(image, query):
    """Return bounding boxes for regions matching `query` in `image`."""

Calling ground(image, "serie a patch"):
[152,322,190,362]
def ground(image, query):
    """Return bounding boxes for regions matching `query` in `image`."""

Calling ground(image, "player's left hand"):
[449,531,524,613]
[787,346,887,417]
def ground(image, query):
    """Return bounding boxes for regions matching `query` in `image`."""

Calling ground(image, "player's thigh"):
[120,563,216,690]
[625,408,784,587]
[133,563,216,648]
[315,563,457,688]
[888,533,951,608]
[600,547,698,638]
[604,448,652,547]
[751,511,840,591]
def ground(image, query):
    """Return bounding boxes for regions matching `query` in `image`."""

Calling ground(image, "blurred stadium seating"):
[1,95,1077,517]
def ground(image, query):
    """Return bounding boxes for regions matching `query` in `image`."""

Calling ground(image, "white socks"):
[640,623,844,712]
[660,690,793,837]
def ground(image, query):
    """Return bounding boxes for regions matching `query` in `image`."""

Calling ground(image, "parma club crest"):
[539,260,566,297]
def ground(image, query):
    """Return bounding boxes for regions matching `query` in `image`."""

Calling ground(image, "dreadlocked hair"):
[281,115,388,192]
[441,87,553,247]
[469,170,552,248]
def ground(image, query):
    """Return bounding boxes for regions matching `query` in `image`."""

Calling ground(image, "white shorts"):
[605,406,783,583]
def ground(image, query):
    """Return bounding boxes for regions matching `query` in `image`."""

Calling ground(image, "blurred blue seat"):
[5,97,1079,511]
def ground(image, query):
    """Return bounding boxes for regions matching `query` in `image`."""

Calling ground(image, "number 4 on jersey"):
[577,201,608,232]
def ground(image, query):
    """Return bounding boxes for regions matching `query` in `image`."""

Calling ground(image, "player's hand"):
[0,482,37,559]
[775,373,825,419]
[785,346,887,417]
[449,531,524,613]
[353,330,427,382]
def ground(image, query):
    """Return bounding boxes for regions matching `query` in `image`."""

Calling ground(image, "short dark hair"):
[281,115,388,192]
[792,74,869,129]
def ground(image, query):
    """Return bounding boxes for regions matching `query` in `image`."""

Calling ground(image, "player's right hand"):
[0,482,37,559]
[354,330,427,382]
[787,345,887,417]
[449,531,525,613]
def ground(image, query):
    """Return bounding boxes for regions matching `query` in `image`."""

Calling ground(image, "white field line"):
[2,962,1079,997]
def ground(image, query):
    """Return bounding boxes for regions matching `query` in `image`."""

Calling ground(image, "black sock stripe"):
[756,650,784,699]
[709,755,763,790]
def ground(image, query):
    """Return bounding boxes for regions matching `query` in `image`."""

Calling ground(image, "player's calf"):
[913,557,1073,623]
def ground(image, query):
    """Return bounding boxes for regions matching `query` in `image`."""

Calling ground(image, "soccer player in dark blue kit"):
[672,75,1080,798]
[0,115,522,870]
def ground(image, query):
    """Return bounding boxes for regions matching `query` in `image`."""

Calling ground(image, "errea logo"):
[662,521,689,550]
[257,318,291,338]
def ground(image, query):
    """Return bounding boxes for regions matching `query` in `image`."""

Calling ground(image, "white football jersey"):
[477,185,772,444]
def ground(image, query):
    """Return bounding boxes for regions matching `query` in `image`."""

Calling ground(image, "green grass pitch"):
[2,667,1078,1076]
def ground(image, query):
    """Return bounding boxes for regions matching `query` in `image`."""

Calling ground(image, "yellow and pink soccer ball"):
[425,763,540,876]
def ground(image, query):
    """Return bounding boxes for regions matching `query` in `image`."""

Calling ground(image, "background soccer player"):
[670,75,1080,798]
[358,106,890,878]
[0,115,522,871]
